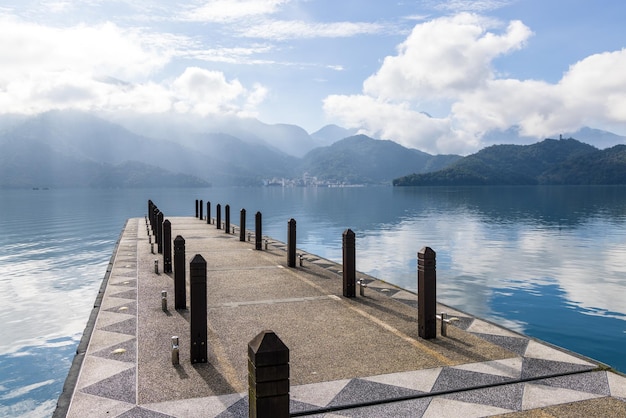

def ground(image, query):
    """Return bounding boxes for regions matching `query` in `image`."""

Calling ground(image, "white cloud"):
[239,20,384,40]
[179,0,290,23]
[324,13,626,154]
[0,16,267,117]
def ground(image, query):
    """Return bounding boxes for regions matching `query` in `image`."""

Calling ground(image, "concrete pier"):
[57,216,626,417]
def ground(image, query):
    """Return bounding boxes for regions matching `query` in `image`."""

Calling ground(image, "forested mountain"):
[299,135,460,184]
[392,138,626,186]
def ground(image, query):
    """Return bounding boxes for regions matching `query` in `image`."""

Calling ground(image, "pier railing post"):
[163,220,172,273]
[190,254,207,363]
[248,330,290,418]
[255,212,262,250]
[199,199,203,221]
[216,204,222,230]
[343,229,356,297]
[173,235,186,310]
[287,218,296,267]
[157,211,164,254]
[225,204,230,234]
[240,209,246,241]
[418,247,437,339]
[207,201,211,224]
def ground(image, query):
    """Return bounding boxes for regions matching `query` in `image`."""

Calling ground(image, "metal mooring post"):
[157,211,164,254]
[248,330,290,418]
[171,336,180,365]
[225,204,230,234]
[173,235,186,310]
[199,199,203,221]
[163,220,172,273]
[195,199,198,218]
[207,201,211,224]
[418,247,437,339]
[287,218,296,267]
[255,212,262,250]
[343,229,356,297]
[190,254,207,363]
[216,204,222,230]
[240,209,246,242]
[161,290,167,311]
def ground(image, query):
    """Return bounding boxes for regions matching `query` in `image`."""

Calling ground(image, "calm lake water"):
[1,186,625,417]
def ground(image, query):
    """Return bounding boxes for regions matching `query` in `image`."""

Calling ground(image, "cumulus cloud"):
[324,13,626,154]
[0,16,267,117]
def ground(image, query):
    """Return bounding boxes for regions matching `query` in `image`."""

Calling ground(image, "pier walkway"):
[58,216,626,417]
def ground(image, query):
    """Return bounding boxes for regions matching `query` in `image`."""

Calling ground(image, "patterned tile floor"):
[62,217,626,417]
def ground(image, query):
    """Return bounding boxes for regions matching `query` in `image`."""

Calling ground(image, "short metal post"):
[161,290,167,311]
[216,204,222,229]
[264,239,268,250]
[154,259,159,274]
[163,219,172,273]
[190,254,207,363]
[441,312,448,337]
[287,218,296,267]
[418,247,437,339]
[151,242,154,254]
[248,232,251,242]
[255,212,262,250]
[171,336,179,365]
[195,199,198,218]
[207,201,211,224]
[157,211,164,254]
[199,199,203,220]
[248,330,290,418]
[174,235,186,310]
[343,229,356,298]
[240,209,246,242]
[225,204,230,234]
[299,254,303,267]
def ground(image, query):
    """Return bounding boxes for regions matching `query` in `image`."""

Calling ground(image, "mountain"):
[392,138,615,186]
[540,144,626,184]
[299,135,461,184]
[310,124,359,146]
[0,110,297,187]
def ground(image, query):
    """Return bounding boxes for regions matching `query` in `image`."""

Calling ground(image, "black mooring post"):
[157,211,164,254]
[152,206,159,235]
[287,218,296,267]
[199,199,203,220]
[173,235,186,310]
[195,199,199,218]
[163,220,172,273]
[240,209,246,242]
[225,204,230,234]
[248,330,290,418]
[216,204,222,230]
[343,229,356,297]
[207,201,211,224]
[255,212,262,250]
[418,247,437,339]
[190,254,207,363]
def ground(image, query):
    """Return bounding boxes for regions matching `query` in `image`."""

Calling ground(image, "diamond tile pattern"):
[65,217,626,418]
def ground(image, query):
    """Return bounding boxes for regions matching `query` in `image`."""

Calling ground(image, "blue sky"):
[1,0,625,154]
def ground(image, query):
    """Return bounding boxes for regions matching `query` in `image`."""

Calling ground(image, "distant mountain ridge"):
[2,110,626,188]
[393,138,626,186]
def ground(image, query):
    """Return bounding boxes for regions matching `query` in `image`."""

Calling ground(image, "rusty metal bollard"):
[343,229,356,297]
[418,247,437,339]
[248,330,289,418]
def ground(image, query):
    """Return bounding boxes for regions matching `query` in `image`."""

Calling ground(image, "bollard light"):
[161,290,167,311]
[264,239,268,250]
[171,336,179,365]
[154,259,159,274]
[299,254,303,267]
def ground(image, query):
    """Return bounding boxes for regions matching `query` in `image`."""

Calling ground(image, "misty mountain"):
[482,125,626,150]
[393,138,612,186]
[310,124,359,146]
[300,135,461,184]
[107,112,321,158]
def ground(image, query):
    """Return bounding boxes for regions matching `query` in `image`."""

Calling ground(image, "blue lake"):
[1,186,625,417]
